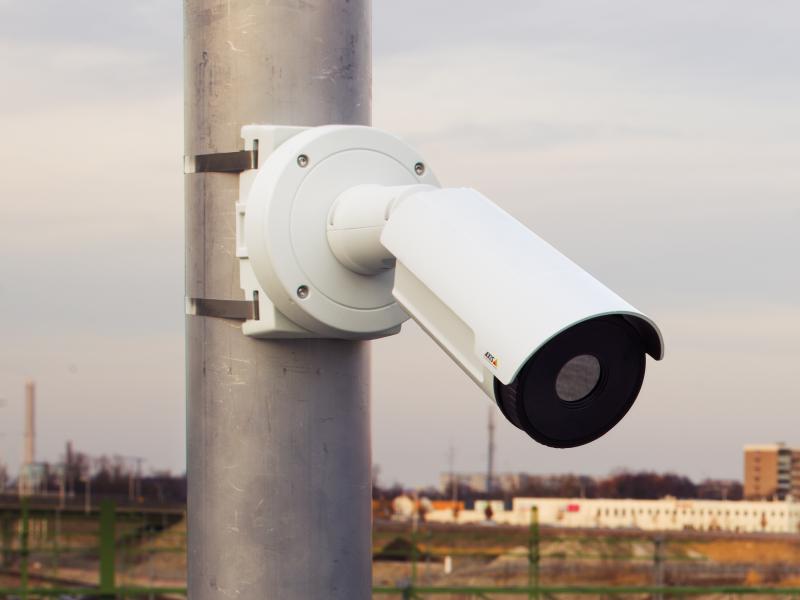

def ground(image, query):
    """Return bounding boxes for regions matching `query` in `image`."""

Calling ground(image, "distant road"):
[376,518,800,543]
[0,494,185,516]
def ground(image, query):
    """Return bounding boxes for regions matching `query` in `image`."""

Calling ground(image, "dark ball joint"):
[494,316,648,448]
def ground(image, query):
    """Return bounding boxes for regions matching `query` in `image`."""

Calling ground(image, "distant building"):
[744,443,800,501]
[440,472,532,494]
[425,497,800,534]
[512,497,800,534]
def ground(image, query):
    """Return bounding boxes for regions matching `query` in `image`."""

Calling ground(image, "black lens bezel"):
[494,315,646,448]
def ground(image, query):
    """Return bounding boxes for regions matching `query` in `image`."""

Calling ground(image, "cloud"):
[0,1,179,51]
[373,40,800,311]
[0,1,179,115]
[0,92,183,341]
[375,0,800,101]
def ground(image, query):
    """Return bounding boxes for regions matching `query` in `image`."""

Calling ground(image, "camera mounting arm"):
[326,184,437,275]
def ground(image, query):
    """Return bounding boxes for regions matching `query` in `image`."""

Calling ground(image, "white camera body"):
[235,124,663,447]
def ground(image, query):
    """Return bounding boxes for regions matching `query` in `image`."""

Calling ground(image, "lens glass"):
[555,354,601,402]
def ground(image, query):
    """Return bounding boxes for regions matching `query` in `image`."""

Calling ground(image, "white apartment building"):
[425,497,800,534]
[513,497,800,534]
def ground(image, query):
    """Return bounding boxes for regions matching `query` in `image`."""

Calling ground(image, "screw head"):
[414,162,425,176]
[297,154,309,168]
[296,285,309,299]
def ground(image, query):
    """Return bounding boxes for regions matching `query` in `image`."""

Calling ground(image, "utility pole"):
[66,441,74,497]
[487,407,495,496]
[120,456,144,502]
[184,2,372,599]
[0,397,6,494]
[24,381,34,469]
[448,444,457,504]
[83,473,92,515]
[134,457,143,500]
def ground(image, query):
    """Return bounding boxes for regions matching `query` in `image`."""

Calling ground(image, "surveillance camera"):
[236,125,663,448]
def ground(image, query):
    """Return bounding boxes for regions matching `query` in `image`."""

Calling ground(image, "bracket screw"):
[414,162,425,176]
[297,154,309,168]
[296,285,309,299]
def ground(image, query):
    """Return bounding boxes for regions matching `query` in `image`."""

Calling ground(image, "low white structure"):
[425,497,800,534]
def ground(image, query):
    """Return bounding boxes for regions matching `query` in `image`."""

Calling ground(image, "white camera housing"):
[236,125,663,448]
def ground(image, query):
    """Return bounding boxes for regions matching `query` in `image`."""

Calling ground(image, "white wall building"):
[425,497,800,534]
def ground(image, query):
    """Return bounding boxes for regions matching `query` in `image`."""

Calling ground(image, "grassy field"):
[372,521,800,591]
[3,511,800,597]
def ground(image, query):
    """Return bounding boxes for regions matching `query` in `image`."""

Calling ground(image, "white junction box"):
[235,124,437,339]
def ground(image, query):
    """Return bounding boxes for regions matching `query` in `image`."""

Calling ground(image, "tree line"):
[376,469,742,502]
[0,449,186,505]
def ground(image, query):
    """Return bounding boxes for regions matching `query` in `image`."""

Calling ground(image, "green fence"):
[0,498,186,598]
[372,506,800,599]
[2,501,800,599]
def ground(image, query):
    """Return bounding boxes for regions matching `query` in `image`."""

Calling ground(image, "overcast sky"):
[0,1,798,487]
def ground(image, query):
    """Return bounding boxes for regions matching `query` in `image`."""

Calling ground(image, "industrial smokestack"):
[18,380,36,497]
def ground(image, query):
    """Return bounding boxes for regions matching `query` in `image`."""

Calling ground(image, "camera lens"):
[555,354,602,403]
[494,315,646,448]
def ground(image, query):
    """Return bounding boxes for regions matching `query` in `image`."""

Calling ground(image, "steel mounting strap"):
[186,297,258,321]
[184,150,258,174]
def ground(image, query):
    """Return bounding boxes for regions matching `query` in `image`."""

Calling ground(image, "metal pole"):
[58,465,65,510]
[84,476,91,515]
[24,381,35,467]
[528,505,540,600]
[50,510,61,584]
[0,511,10,568]
[135,458,143,500]
[99,500,116,597]
[487,407,495,495]
[653,535,665,600]
[20,498,29,600]
[184,2,372,599]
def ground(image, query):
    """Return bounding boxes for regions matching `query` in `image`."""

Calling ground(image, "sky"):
[0,1,798,487]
